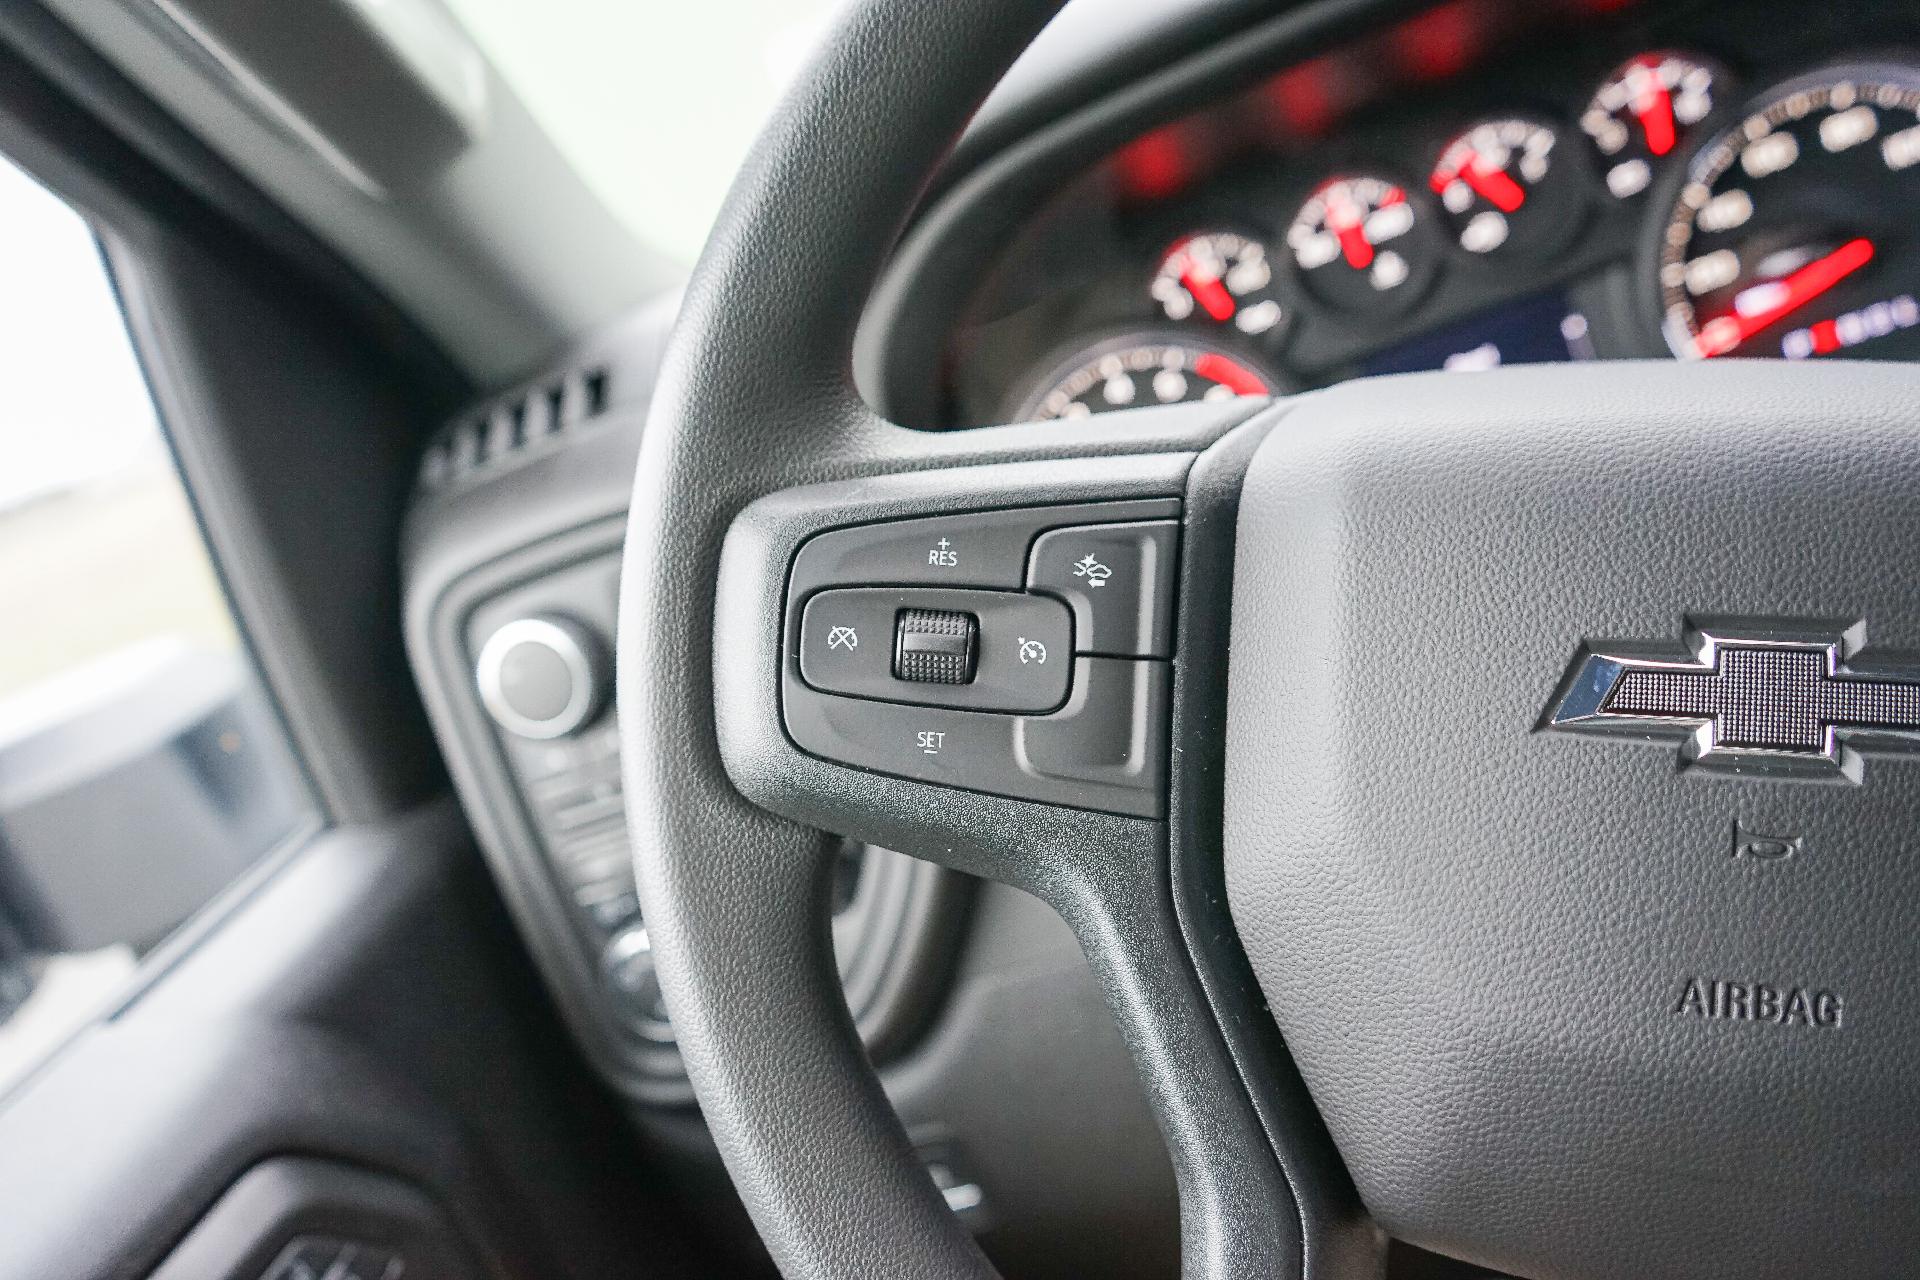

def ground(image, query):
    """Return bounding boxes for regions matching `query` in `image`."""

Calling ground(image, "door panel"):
[0,803,701,1280]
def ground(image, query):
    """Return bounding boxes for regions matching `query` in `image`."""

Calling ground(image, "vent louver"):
[417,365,611,491]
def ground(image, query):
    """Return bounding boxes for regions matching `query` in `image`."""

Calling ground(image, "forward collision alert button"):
[1027,520,1179,657]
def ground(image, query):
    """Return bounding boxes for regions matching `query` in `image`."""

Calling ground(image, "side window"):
[0,154,312,1088]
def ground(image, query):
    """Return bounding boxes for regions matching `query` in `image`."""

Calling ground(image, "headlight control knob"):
[475,615,608,739]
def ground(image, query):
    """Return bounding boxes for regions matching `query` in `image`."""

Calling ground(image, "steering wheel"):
[618,2,1920,1277]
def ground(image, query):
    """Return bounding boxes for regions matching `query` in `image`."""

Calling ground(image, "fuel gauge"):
[1581,52,1722,200]
[1429,118,1585,260]
[1151,230,1288,339]
[1286,175,1438,313]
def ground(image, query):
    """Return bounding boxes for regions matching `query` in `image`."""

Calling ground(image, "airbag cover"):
[1224,362,1920,1279]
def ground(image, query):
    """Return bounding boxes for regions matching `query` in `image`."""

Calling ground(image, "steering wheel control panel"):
[782,500,1180,818]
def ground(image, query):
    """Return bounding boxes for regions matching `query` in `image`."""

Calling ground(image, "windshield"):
[444,0,846,265]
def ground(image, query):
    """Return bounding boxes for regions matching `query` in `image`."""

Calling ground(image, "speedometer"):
[1656,65,1920,361]
[1011,333,1278,422]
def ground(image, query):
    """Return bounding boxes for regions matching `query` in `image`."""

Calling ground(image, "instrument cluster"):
[944,1,1920,426]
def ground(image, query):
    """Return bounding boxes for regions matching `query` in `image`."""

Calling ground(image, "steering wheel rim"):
[616,2,1340,1276]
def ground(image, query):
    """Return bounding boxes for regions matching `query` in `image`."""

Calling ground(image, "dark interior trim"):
[0,3,475,820]
[0,804,704,1280]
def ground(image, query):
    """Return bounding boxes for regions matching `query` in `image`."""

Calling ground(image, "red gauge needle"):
[1691,237,1876,358]
[1631,65,1678,157]
[1182,269,1236,322]
[1458,153,1527,213]
[1327,199,1374,269]
[1194,352,1269,396]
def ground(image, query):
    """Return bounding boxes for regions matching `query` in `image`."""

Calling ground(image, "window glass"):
[0,154,311,1088]
[442,0,846,264]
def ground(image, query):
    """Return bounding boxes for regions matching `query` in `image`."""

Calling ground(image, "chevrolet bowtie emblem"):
[1542,620,1920,782]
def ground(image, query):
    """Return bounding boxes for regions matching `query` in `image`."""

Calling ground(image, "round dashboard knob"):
[601,924,675,1042]
[475,615,607,739]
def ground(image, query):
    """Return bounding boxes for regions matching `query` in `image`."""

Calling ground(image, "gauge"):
[1012,333,1279,422]
[1583,52,1722,199]
[1151,231,1288,338]
[1286,175,1437,312]
[1429,118,1584,259]
[1656,66,1920,361]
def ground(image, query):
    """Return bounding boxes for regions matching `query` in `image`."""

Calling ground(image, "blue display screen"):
[1362,290,1596,376]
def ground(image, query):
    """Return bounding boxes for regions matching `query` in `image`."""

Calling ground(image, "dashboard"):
[929,0,1920,428]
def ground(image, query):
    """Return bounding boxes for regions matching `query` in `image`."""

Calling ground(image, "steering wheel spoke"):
[723,402,1336,1270]
[623,367,1350,1276]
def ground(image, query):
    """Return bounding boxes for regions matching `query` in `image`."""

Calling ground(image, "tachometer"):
[1429,117,1584,259]
[1656,65,1920,361]
[1151,230,1288,338]
[1582,52,1722,200]
[1286,175,1438,312]
[1011,333,1279,422]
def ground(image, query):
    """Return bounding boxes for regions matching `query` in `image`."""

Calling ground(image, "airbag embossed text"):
[1673,977,1842,1028]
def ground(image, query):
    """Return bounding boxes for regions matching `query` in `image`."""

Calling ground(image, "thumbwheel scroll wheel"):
[894,608,978,685]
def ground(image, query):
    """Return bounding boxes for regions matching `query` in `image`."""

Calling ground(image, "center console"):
[400,304,960,1104]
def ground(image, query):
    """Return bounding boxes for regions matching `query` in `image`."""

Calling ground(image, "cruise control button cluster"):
[800,587,1071,713]
[782,500,1181,817]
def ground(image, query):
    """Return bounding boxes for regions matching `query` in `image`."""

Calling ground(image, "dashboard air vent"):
[418,365,611,491]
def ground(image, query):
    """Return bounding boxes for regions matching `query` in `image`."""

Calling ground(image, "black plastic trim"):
[1171,418,1387,1276]
[148,1157,485,1280]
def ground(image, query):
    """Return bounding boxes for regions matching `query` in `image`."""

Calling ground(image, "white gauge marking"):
[1685,248,1740,295]
[1740,131,1799,179]
[1371,250,1409,290]
[1461,210,1509,254]
[1882,123,1920,170]
[1820,104,1878,152]
[1236,300,1282,335]
[1696,189,1753,232]
[1608,158,1652,198]
[1365,202,1414,242]
[1292,230,1340,270]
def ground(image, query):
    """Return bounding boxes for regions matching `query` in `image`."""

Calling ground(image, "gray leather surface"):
[1225,360,1920,1278]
